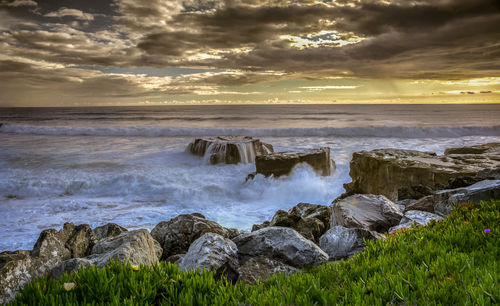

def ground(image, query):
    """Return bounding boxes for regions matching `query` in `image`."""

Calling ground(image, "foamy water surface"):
[1,104,499,251]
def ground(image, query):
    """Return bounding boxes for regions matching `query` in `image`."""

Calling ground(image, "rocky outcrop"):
[233,227,328,267]
[151,214,240,260]
[252,147,335,178]
[444,142,500,155]
[0,251,37,304]
[388,210,443,235]
[238,256,299,283]
[179,233,239,282]
[344,145,500,201]
[404,195,434,213]
[251,203,331,243]
[319,226,383,260]
[434,179,500,216]
[187,136,273,164]
[50,258,93,279]
[89,229,159,267]
[331,194,403,233]
[93,223,127,240]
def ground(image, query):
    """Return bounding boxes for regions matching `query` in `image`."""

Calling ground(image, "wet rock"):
[251,203,331,243]
[388,210,443,235]
[331,194,403,233]
[434,179,500,216]
[238,256,299,283]
[254,147,335,178]
[179,233,239,282]
[319,226,383,260]
[89,229,159,267]
[233,227,328,267]
[50,258,93,279]
[151,214,239,260]
[404,195,435,213]
[187,136,273,164]
[93,223,127,240]
[344,146,500,201]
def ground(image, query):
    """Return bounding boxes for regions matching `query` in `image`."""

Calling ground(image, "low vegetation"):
[11,201,499,305]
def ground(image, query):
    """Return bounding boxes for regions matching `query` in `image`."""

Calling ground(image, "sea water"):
[0,104,499,251]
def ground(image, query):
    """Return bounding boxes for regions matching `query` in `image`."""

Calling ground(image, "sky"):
[0,0,499,106]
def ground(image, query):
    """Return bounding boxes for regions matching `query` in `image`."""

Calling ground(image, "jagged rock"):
[404,195,435,213]
[253,147,335,178]
[331,194,403,233]
[187,136,273,164]
[50,258,93,279]
[151,214,239,260]
[388,210,443,235]
[344,145,500,201]
[238,256,299,283]
[93,223,127,240]
[251,203,331,243]
[179,233,239,282]
[233,227,328,267]
[165,254,185,264]
[319,226,383,260]
[89,229,159,267]
[434,180,500,216]
[32,223,98,260]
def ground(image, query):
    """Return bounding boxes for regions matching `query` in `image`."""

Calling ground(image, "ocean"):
[1,104,499,252]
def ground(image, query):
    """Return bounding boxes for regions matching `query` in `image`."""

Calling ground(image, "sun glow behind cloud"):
[0,0,499,106]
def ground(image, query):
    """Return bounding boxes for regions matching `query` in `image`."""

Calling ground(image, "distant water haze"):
[0,104,499,251]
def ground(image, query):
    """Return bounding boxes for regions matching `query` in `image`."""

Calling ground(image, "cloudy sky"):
[0,0,499,106]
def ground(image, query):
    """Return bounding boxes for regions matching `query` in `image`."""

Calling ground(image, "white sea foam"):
[1,123,500,138]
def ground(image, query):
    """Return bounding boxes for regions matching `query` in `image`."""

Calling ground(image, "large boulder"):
[252,203,331,243]
[331,194,403,233]
[0,251,38,304]
[233,227,328,267]
[238,256,299,283]
[187,136,273,164]
[89,229,159,267]
[179,233,239,282]
[388,210,443,235]
[93,223,127,240]
[344,145,500,201]
[434,179,500,216]
[319,226,383,260]
[253,147,335,178]
[151,214,239,260]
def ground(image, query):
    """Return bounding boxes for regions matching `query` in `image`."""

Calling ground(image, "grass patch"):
[11,201,499,305]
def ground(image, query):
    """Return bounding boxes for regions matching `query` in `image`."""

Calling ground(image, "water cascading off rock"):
[187,136,274,164]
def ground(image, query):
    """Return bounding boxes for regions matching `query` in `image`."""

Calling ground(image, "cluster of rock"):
[187,137,336,179]
[2,142,499,303]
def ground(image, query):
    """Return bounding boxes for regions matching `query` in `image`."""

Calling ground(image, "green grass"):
[10,201,499,305]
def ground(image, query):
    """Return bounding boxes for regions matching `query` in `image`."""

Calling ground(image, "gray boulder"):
[388,210,443,235]
[50,258,93,279]
[319,226,383,260]
[179,233,239,282]
[93,223,127,240]
[151,214,239,259]
[233,227,328,267]
[0,251,37,304]
[238,256,299,283]
[331,194,403,233]
[89,229,159,267]
[434,180,500,216]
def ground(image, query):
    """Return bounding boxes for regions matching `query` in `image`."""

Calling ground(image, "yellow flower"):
[446,277,453,281]
[464,221,470,225]
[63,282,76,291]
[131,265,140,271]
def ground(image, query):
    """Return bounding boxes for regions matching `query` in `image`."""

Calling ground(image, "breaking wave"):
[1,123,499,138]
